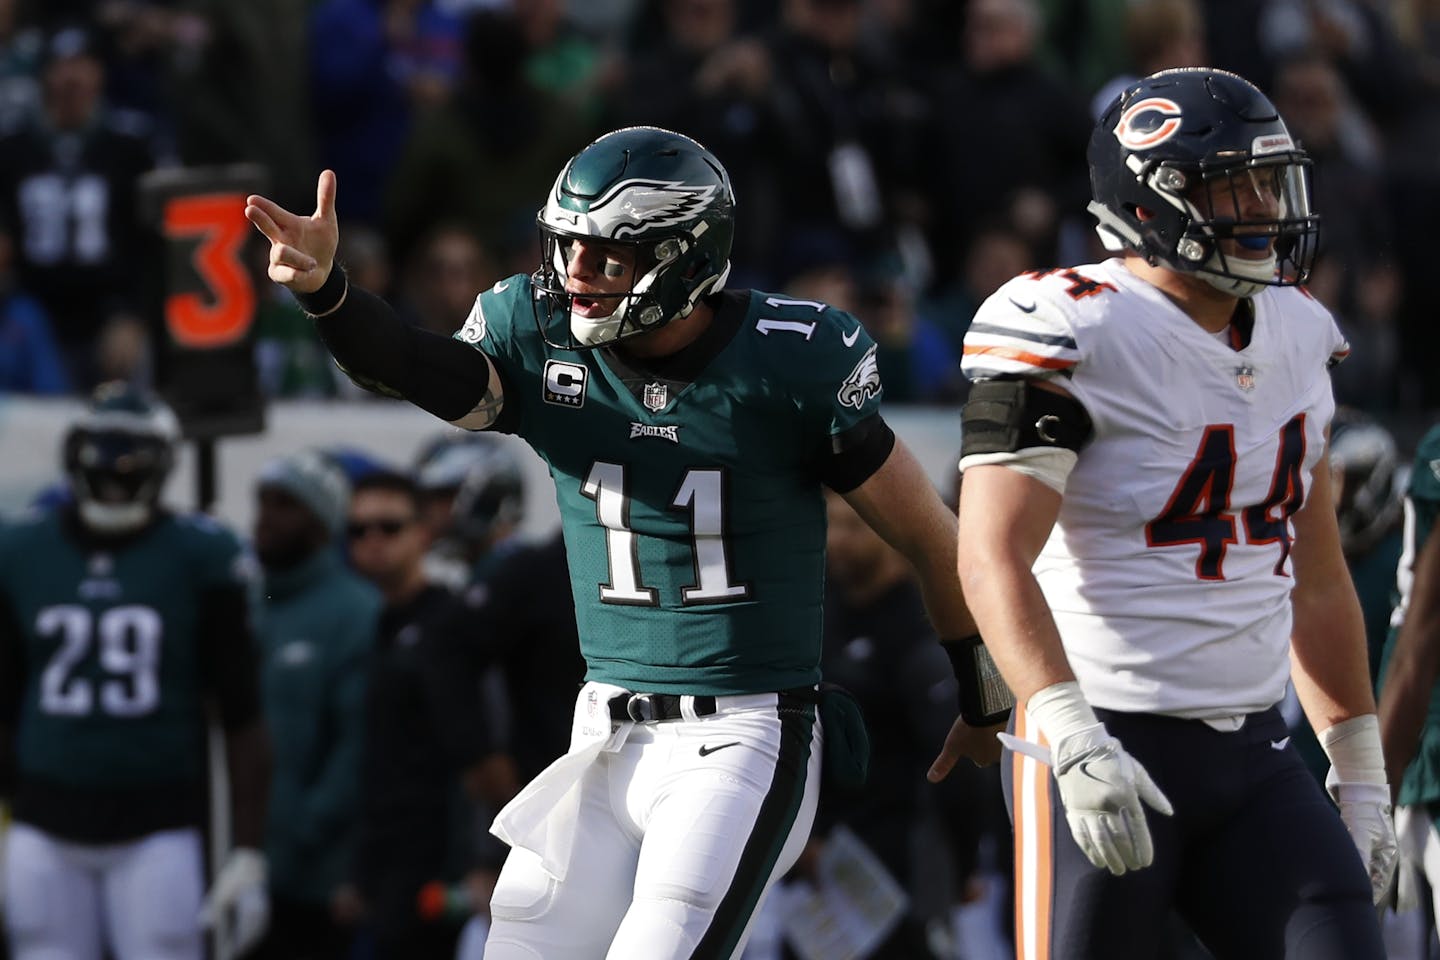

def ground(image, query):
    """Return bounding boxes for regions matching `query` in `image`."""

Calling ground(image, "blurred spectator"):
[926,223,1037,361]
[925,0,1091,276]
[515,0,612,126]
[1272,52,1388,275]
[93,313,151,387]
[0,0,41,131]
[255,292,340,399]
[309,0,467,227]
[252,450,380,960]
[463,529,583,784]
[1259,0,1411,120]
[0,25,162,388]
[0,382,269,960]
[345,471,513,960]
[337,223,395,300]
[1384,4,1440,410]
[395,222,496,336]
[802,490,1006,959]
[762,0,927,285]
[1270,51,1401,410]
[1089,0,1207,119]
[165,0,316,215]
[613,0,781,285]
[780,259,958,403]
[383,8,584,267]
[1199,0,1271,92]
[252,214,345,399]
[1034,0,1128,103]
[410,431,526,589]
[0,230,68,394]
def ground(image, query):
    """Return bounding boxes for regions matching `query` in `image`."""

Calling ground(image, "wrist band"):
[941,634,1015,726]
[296,266,348,317]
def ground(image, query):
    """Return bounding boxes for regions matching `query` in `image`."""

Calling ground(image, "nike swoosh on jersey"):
[842,327,861,347]
[698,741,741,757]
[493,280,510,293]
[1008,297,1038,313]
[1270,737,1290,751]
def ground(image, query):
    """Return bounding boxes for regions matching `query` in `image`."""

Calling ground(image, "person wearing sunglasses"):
[343,470,516,960]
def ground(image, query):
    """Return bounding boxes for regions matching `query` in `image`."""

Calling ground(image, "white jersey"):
[961,259,1348,719]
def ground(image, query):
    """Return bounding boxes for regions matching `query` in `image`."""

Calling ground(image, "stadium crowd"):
[3,0,1440,959]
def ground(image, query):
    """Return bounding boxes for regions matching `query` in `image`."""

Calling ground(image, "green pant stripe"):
[691,699,815,960]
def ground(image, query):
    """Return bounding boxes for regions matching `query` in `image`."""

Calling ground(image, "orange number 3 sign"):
[163,193,254,348]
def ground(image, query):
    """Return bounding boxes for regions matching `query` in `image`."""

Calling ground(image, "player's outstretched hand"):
[1005,723,1173,876]
[244,170,339,295]
[928,715,1005,780]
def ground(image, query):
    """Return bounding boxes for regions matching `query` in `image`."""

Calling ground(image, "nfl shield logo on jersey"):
[1235,365,1256,392]
[643,382,668,411]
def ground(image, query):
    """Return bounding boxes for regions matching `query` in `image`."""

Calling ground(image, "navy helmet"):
[1088,68,1320,297]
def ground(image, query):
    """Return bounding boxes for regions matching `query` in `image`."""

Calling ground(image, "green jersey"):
[0,508,259,838]
[1381,424,1440,805]
[463,279,888,695]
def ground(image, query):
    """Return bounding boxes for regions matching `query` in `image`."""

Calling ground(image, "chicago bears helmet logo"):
[1114,97,1183,151]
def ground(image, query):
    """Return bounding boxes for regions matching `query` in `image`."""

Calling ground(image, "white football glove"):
[1001,682,1173,876]
[199,847,270,957]
[1320,715,1398,905]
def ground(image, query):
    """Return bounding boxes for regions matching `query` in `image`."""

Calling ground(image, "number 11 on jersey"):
[582,461,751,606]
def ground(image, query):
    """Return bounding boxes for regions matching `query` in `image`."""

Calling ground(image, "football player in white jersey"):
[955,67,1396,959]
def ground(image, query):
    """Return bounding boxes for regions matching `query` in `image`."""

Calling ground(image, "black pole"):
[196,437,217,514]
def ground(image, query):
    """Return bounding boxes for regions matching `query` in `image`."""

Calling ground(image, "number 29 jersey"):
[459,278,886,696]
[962,260,1348,719]
[0,509,258,840]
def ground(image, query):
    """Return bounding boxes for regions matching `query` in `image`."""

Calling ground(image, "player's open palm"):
[244,170,339,295]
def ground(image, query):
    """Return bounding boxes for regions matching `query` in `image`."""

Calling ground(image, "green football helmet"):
[532,126,736,349]
[63,381,181,534]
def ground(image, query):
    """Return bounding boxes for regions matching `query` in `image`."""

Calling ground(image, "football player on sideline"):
[0,383,270,960]
[956,68,1395,959]
[245,125,1003,959]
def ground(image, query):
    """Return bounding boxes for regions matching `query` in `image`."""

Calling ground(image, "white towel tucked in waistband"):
[490,681,631,881]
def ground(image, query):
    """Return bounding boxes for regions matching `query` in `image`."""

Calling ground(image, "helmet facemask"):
[64,425,175,534]
[62,383,181,535]
[532,226,730,349]
[1173,155,1317,297]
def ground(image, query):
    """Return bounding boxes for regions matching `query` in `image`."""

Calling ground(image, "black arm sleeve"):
[821,414,897,493]
[307,269,495,423]
[196,585,262,730]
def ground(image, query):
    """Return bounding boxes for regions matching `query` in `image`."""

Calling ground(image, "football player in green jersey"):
[0,382,269,960]
[1379,422,1440,918]
[245,126,1001,959]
